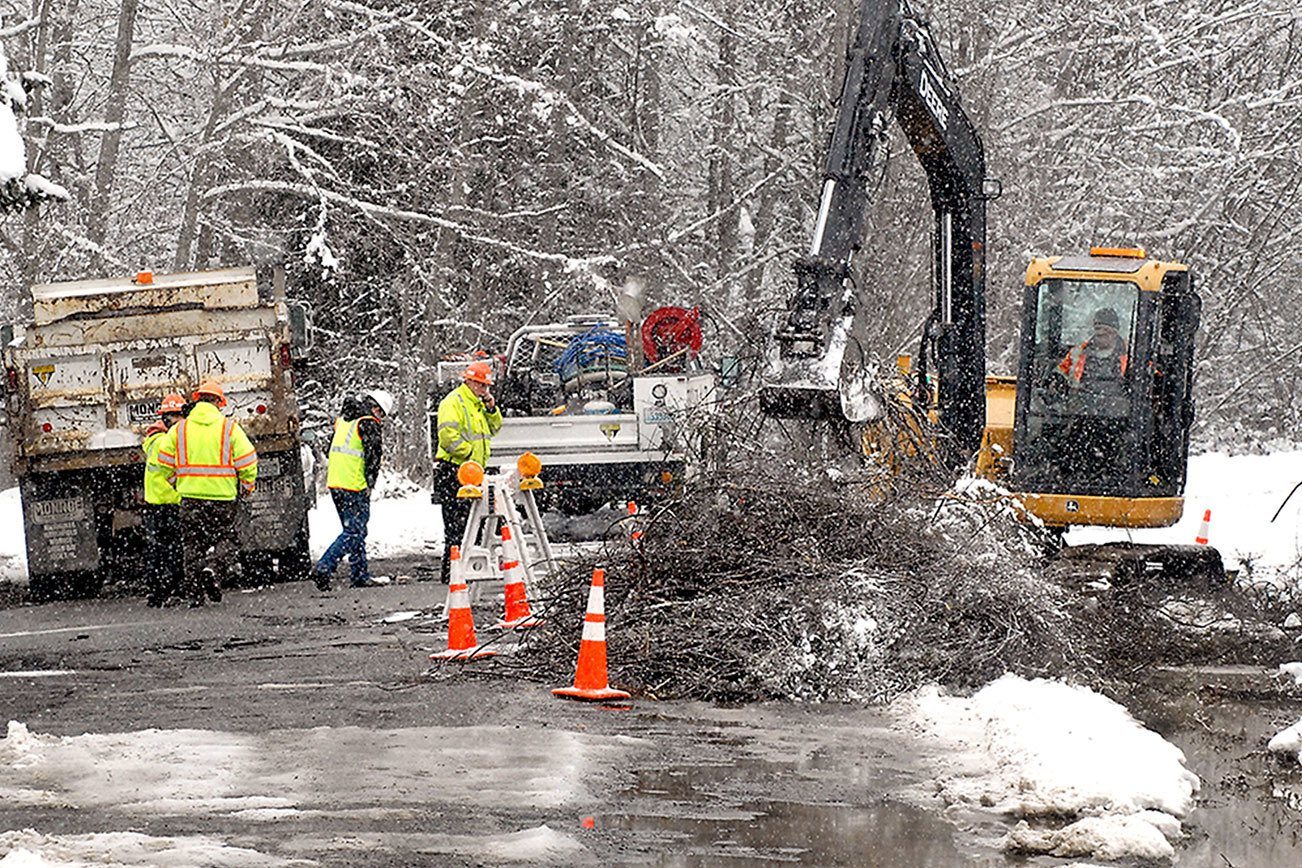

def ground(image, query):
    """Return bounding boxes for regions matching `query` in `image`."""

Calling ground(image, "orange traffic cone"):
[430,546,496,661]
[494,526,542,629]
[1194,509,1211,545]
[627,501,643,542]
[553,567,630,702]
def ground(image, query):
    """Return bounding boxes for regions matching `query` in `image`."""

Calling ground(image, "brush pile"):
[484,411,1097,702]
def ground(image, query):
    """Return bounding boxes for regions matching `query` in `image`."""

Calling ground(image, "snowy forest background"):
[1,0,1300,471]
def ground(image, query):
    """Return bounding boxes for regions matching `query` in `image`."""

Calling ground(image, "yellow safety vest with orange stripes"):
[153,401,258,501]
[326,416,375,491]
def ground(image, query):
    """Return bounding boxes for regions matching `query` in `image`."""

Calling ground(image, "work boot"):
[312,569,332,592]
[203,568,222,603]
[145,594,164,608]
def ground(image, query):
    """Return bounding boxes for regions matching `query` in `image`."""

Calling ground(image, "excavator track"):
[1047,542,1227,590]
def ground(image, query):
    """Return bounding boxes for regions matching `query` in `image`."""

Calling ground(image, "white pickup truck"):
[1,266,312,599]
[431,316,716,514]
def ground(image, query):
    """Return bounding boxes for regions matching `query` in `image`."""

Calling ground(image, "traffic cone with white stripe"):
[552,567,630,702]
[429,546,496,661]
[494,525,542,629]
[1194,509,1211,546]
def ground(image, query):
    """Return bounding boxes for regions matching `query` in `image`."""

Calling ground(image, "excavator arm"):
[762,0,998,458]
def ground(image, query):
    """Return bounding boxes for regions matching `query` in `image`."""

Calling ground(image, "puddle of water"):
[610,762,980,866]
[1127,667,1302,866]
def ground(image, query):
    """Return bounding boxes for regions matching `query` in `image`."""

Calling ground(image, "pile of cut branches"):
[478,411,1092,702]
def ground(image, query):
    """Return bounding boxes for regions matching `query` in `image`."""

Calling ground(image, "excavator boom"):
[763,0,997,457]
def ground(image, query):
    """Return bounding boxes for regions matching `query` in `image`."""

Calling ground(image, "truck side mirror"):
[287,302,312,360]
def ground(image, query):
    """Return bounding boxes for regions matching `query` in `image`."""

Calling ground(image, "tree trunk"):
[85,0,140,267]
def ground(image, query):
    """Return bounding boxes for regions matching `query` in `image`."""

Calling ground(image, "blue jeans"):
[316,489,371,584]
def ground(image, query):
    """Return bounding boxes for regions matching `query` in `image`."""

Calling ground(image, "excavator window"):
[1015,278,1144,494]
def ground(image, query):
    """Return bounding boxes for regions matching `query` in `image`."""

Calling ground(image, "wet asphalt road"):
[0,571,984,867]
[3,572,1302,866]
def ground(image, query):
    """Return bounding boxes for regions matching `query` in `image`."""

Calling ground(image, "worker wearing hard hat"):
[311,389,393,591]
[432,361,502,582]
[152,380,258,607]
[141,393,188,607]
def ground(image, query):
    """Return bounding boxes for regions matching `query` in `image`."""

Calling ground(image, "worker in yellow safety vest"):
[432,360,502,582]
[311,389,392,591]
[141,393,188,607]
[152,379,258,607]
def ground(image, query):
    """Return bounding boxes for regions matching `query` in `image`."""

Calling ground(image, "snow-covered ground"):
[306,474,443,562]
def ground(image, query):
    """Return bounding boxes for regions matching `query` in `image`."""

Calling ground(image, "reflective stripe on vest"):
[176,417,237,477]
[172,413,246,500]
[327,416,369,491]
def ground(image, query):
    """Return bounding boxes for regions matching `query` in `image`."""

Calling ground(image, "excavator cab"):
[1009,247,1201,529]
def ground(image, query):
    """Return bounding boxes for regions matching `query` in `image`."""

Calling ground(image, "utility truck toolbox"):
[2,266,312,600]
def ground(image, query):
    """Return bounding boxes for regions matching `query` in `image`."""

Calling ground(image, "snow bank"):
[895,674,1199,861]
[1069,450,1302,583]
[1278,662,1302,686]
[1268,718,1302,764]
[0,829,296,867]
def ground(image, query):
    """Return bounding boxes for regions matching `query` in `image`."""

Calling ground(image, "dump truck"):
[431,313,717,514]
[1,266,313,599]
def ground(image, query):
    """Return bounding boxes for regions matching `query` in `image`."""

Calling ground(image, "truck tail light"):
[5,367,17,390]
[256,404,267,414]
[41,422,52,433]
[279,345,292,367]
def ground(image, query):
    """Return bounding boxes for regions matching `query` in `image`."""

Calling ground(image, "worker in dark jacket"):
[142,393,187,607]
[311,389,393,590]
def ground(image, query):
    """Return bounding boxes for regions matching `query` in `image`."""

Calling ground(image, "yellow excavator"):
[761,0,1220,581]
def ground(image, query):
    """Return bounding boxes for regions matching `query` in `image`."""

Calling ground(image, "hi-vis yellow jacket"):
[435,383,502,467]
[327,416,376,491]
[142,424,181,505]
[153,401,258,500]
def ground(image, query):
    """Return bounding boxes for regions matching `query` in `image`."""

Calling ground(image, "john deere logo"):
[1065,500,1080,513]
[600,422,621,441]
[31,364,55,388]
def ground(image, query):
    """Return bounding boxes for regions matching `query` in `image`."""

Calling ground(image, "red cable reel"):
[641,306,703,367]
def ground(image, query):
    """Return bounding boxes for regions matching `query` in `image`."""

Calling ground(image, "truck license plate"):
[128,401,159,424]
[643,407,675,424]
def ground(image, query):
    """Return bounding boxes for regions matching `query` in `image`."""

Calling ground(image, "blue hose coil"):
[556,326,628,387]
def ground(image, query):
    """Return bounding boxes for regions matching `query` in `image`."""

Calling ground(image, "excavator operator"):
[1059,307,1129,398]
[1055,307,1132,481]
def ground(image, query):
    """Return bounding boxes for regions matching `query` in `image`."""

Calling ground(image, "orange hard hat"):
[192,379,227,407]
[159,393,186,414]
[462,360,494,385]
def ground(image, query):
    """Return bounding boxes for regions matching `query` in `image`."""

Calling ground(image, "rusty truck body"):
[0,266,312,599]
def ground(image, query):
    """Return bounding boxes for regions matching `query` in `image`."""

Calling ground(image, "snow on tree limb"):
[462,61,667,181]
[201,178,618,272]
